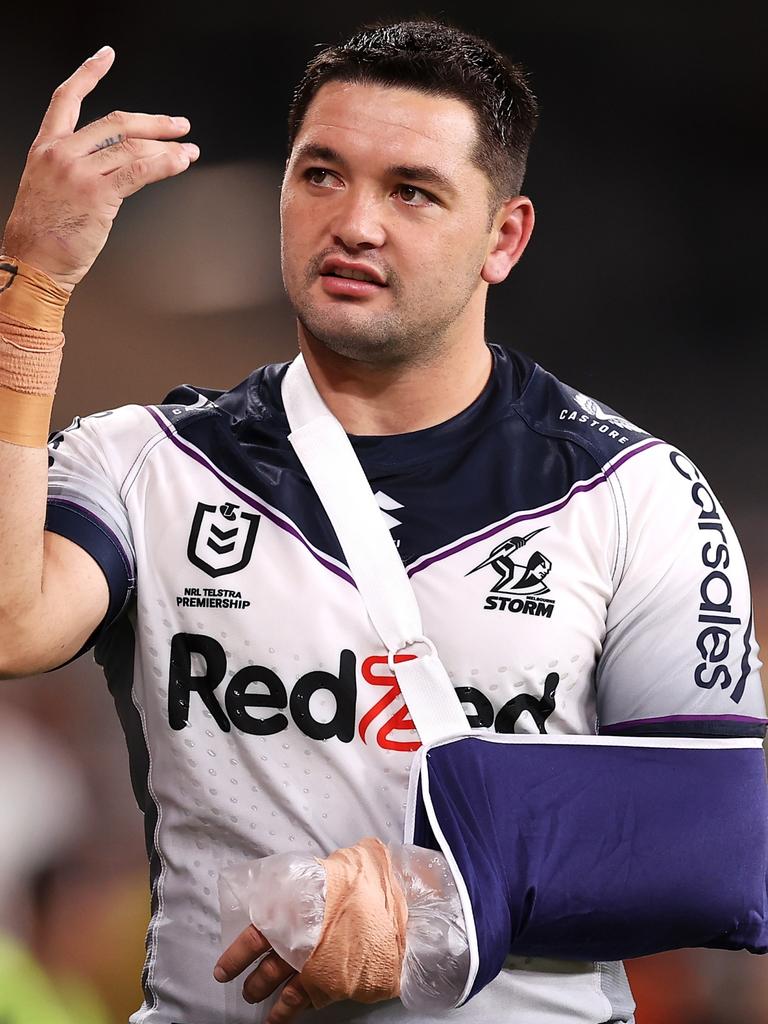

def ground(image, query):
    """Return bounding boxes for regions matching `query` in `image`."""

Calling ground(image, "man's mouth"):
[318,273,387,297]
[322,268,383,284]
[318,258,388,287]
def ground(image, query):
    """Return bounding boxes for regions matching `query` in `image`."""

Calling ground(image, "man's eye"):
[396,184,433,207]
[305,168,339,188]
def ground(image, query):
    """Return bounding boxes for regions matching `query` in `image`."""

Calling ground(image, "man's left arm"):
[213,442,768,1018]
[412,440,768,1001]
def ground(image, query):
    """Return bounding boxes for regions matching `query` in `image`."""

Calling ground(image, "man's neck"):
[297,332,493,437]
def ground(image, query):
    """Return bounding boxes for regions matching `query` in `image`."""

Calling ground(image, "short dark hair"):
[287,19,539,213]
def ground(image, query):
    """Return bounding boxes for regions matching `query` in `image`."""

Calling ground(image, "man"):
[0,18,765,1024]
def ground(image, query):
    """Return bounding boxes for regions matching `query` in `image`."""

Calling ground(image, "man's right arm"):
[0,439,110,677]
[0,46,199,678]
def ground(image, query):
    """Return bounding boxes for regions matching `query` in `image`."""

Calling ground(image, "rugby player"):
[0,19,764,1024]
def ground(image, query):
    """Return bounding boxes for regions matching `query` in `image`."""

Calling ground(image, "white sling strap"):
[282,353,470,748]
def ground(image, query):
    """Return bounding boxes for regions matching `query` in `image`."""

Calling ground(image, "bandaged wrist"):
[0,318,64,395]
[0,255,70,332]
[0,255,67,446]
[0,386,55,447]
[300,837,408,1008]
[0,313,63,446]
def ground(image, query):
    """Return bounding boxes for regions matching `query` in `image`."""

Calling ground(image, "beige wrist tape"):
[0,254,70,332]
[0,386,55,447]
[0,318,64,395]
[300,837,408,1009]
[0,255,68,447]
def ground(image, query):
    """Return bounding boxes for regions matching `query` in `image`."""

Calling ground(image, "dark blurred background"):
[0,1,765,1021]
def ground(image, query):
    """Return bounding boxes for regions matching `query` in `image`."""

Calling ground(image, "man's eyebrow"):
[386,163,457,196]
[293,143,348,167]
[293,143,458,196]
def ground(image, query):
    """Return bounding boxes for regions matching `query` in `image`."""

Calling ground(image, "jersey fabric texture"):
[44,343,766,1024]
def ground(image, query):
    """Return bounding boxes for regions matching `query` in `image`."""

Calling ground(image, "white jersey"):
[45,343,765,1024]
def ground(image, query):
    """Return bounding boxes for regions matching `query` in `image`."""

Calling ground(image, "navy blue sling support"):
[407,734,768,1002]
[282,353,768,1009]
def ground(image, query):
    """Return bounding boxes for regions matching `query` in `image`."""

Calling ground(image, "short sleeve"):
[45,409,139,647]
[596,443,766,737]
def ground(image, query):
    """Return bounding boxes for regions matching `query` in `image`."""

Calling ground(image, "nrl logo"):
[187,501,260,578]
[466,527,552,596]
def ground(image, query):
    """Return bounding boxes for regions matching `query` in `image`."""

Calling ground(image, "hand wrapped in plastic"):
[216,838,469,1021]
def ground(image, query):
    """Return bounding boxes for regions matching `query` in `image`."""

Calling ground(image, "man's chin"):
[297,302,390,345]
[297,314,410,365]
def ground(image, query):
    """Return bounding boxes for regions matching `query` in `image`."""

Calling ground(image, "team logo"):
[467,528,556,617]
[467,527,552,594]
[187,501,260,578]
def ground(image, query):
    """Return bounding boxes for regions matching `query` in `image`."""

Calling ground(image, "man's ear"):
[481,196,535,285]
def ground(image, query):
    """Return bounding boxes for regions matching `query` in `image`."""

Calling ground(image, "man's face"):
[280,80,500,367]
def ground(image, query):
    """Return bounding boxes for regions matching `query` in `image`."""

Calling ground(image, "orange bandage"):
[300,837,408,1009]
[0,319,64,396]
[0,255,70,332]
[0,255,69,447]
[0,386,56,448]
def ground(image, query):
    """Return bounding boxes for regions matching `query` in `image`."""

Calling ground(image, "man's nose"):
[329,191,386,251]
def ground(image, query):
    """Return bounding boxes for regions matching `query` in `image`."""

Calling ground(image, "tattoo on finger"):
[91,133,124,153]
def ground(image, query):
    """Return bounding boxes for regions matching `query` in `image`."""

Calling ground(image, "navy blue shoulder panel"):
[516,363,653,466]
[152,347,650,569]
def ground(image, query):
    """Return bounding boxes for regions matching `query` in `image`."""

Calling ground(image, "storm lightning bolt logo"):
[466,527,553,595]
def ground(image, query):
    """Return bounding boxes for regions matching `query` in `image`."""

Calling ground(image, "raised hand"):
[1,46,199,292]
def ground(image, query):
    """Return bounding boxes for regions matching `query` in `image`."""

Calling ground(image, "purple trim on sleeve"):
[600,713,768,740]
[146,407,356,588]
[603,714,768,730]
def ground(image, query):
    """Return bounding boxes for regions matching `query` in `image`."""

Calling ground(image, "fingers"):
[38,46,115,142]
[242,951,296,1005]
[214,927,310,1020]
[266,977,313,1024]
[214,924,271,983]
[106,146,198,199]
[64,111,192,159]
[87,137,200,176]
